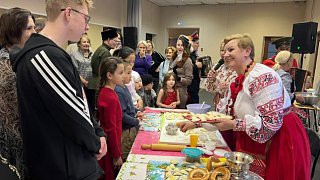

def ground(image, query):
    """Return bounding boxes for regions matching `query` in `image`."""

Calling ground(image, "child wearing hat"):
[127,71,143,108]
[139,74,157,108]
[132,71,143,93]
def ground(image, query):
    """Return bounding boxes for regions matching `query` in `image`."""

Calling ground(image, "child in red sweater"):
[156,73,180,109]
[96,57,124,180]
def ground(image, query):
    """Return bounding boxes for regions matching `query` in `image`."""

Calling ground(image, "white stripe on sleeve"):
[31,51,93,127]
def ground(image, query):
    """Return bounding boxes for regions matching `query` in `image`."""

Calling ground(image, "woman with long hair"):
[96,57,124,180]
[0,7,35,179]
[169,35,193,109]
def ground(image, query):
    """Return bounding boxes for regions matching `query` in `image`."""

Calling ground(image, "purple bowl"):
[186,104,211,114]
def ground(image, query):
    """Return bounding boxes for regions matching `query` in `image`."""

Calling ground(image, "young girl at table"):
[95,57,124,180]
[156,73,180,109]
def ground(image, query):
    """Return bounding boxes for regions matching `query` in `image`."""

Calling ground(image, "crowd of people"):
[0,0,312,180]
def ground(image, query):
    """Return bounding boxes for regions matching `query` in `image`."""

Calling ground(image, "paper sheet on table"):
[146,160,204,180]
[139,113,160,131]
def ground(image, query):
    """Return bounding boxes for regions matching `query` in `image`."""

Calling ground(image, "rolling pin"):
[141,144,186,152]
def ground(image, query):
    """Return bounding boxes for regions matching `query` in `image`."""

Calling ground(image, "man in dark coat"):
[187,31,202,104]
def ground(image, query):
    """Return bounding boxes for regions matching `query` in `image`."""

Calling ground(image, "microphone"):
[214,58,225,71]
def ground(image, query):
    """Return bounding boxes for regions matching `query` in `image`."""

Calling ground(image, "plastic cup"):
[190,134,198,148]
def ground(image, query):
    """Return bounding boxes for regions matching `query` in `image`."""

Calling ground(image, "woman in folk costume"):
[180,34,311,179]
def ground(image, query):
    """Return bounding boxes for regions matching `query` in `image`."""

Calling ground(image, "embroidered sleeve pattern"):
[234,119,246,131]
[246,98,284,143]
[204,64,219,93]
[249,72,278,96]
[204,65,236,96]
[217,84,231,113]
[204,76,217,93]
[245,73,284,143]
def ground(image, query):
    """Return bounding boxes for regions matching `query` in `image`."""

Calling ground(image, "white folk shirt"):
[204,63,291,143]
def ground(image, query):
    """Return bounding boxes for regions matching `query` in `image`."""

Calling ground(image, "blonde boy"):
[10,0,107,179]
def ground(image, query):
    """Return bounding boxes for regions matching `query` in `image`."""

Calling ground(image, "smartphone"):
[117,42,122,48]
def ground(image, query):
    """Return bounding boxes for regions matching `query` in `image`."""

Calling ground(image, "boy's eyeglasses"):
[61,8,91,24]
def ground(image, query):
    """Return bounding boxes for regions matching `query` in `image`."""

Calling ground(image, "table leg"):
[318,111,320,127]
[314,110,318,132]
[307,109,311,128]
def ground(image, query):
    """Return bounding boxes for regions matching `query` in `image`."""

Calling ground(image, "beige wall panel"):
[0,0,46,15]
[86,24,104,52]
[157,2,306,64]
[0,0,125,26]
[141,0,161,52]
[1,0,127,53]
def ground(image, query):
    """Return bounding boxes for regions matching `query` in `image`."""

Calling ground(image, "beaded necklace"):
[225,60,253,118]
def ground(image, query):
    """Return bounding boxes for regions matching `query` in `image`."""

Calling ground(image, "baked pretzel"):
[209,167,231,180]
[188,168,210,180]
[206,156,220,172]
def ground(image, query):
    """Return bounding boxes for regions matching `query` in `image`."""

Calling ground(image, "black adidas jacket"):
[10,33,106,180]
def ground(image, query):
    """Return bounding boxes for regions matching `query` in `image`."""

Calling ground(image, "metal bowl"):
[224,152,254,173]
[295,92,320,105]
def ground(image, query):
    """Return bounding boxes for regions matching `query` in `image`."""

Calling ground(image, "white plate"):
[214,149,229,157]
